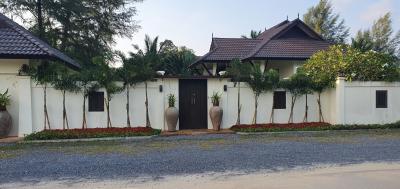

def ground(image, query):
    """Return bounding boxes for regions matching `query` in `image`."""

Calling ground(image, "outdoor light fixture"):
[159,85,163,92]
[218,71,227,76]
[224,85,227,92]
[156,71,165,76]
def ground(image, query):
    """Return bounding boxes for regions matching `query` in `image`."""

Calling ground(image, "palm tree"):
[241,30,262,39]
[163,47,196,76]
[53,68,79,130]
[92,56,123,128]
[227,59,251,125]
[76,69,97,129]
[117,53,141,127]
[246,65,267,124]
[133,35,165,127]
[280,71,312,123]
[27,62,57,130]
[262,69,279,123]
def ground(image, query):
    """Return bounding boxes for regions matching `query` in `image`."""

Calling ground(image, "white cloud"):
[360,0,393,22]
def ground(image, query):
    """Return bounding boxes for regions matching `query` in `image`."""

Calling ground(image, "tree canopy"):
[0,0,142,66]
[241,30,262,39]
[303,0,349,44]
[303,45,400,84]
[351,13,400,57]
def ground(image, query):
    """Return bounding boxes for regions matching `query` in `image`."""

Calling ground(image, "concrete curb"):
[20,135,158,144]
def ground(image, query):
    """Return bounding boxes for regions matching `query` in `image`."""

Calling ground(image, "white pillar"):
[335,77,346,124]
[260,61,266,73]
[212,63,217,76]
[18,76,33,136]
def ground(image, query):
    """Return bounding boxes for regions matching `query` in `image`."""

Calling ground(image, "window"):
[376,90,388,108]
[89,91,104,112]
[273,91,286,109]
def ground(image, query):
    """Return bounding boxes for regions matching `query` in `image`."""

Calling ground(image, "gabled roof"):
[191,19,331,67]
[0,13,80,69]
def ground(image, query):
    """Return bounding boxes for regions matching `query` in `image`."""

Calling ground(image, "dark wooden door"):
[179,79,207,130]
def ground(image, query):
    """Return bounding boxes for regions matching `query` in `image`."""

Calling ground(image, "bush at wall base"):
[24,127,161,140]
[230,121,400,133]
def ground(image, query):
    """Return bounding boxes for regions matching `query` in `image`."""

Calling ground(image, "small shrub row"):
[24,127,161,141]
[230,121,400,133]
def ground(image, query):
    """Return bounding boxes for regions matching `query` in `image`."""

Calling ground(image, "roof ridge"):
[244,20,297,60]
[213,37,262,40]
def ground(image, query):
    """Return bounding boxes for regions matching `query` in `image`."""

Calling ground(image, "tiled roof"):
[192,19,331,67]
[0,13,80,69]
[200,38,261,62]
[253,38,331,59]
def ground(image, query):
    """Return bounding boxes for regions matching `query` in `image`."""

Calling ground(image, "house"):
[1,14,399,137]
[0,13,79,136]
[190,18,331,78]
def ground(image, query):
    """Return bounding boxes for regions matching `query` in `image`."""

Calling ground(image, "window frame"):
[273,91,286,109]
[376,90,388,109]
[88,91,105,112]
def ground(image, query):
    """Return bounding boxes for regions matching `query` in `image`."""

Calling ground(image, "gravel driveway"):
[1,130,400,184]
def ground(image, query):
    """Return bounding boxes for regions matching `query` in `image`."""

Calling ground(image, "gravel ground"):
[1,130,400,184]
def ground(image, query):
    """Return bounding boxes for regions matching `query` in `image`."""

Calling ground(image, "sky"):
[114,0,400,56]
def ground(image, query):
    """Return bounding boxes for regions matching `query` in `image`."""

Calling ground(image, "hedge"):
[230,121,400,133]
[24,127,161,141]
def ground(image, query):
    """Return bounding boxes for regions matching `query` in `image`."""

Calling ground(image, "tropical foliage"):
[241,30,262,39]
[351,13,400,57]
[52,68,80,130]
[0,89,11,109]
[227,59,252,125]
[92,55,124,128]
[0,0,143,66]
[303,0,349,43]
[280,71,312,123]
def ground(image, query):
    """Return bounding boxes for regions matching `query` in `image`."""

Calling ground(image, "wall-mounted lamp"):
[156,71,165,76]
[223,85,227,92]
[159,85,163,92]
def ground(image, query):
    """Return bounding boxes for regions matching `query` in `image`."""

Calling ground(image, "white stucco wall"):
[4,63,400,136]
[30,79,178,133]
[208,78,325,129]
[0,59,29,136]
[265,60,304,79]
[339,81,400,124]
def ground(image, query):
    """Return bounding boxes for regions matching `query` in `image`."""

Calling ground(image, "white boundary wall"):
[337,80,400,124]
[2,69,400,136]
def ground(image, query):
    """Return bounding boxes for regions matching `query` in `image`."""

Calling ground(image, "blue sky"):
[114,0,400,56]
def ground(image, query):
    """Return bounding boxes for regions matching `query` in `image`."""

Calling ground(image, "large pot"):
[0,108,12,137]
[165,107,179,132]
[209,105,223,131]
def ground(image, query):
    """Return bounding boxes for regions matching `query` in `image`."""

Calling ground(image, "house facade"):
[1,14,400,137]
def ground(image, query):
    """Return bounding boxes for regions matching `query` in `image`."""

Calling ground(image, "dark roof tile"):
[0,13,80,69]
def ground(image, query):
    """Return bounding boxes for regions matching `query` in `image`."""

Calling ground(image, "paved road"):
[1,130,400,184]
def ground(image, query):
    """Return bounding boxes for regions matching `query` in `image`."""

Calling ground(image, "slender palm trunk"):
[145,82,151,127]
[62,90,69,130]
[126,85,131,127]
[236,82,241,125]
[43,85,51,130]
[317,92,325,122]
[105,94,112,128]
[288,96,297,123]
[82,94,87,129]
[303,94,308,122]
[270,100,275,123]
[252,94,259,124]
